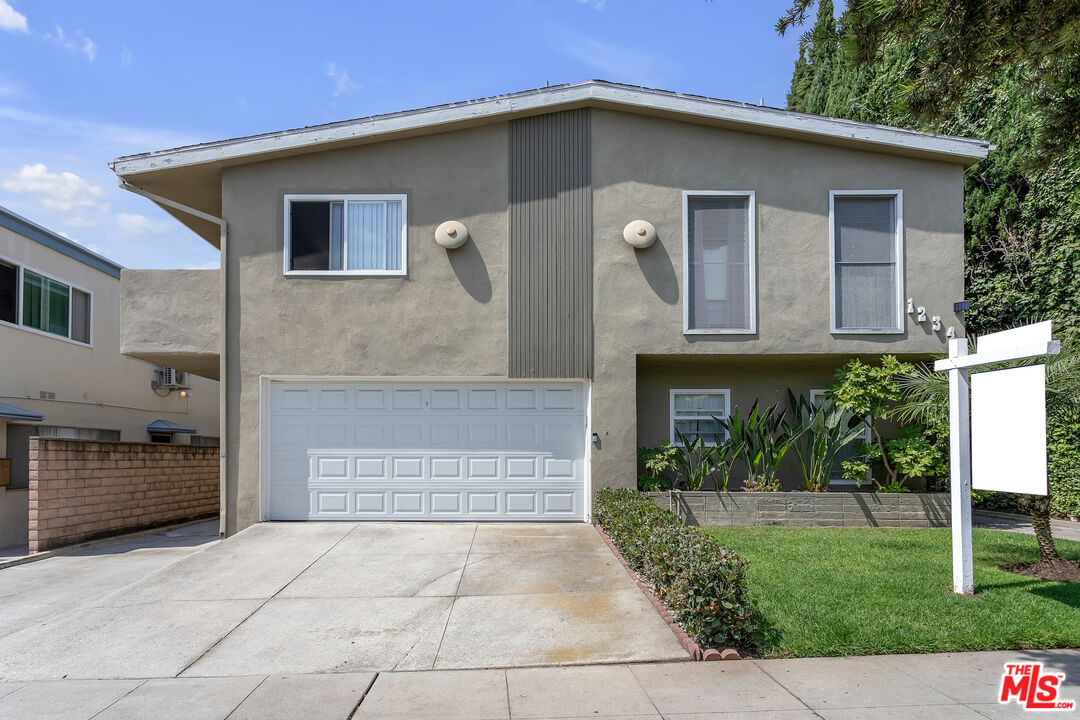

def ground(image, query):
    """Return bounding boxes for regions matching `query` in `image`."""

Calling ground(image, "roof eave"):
[110,82,990,178]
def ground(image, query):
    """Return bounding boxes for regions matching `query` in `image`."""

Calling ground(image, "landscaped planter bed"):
[645,491,951,528]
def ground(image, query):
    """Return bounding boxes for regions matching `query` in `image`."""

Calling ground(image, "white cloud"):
[577,0,606,9]
[559,33,657,80]
[1,163,105,211]
[121,45,133,66]
[326,62,360,98]
[0,106,203,154]
[0,1,27,33]
[114,212,172,238]
[44,24,97,62]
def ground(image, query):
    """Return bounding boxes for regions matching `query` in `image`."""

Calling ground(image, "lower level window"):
[670,389,730,445]
[809,389,872,481]
[36,426,120,441]
[149,433,172,444]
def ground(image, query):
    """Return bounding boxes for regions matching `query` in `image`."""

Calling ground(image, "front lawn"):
[701,526,1080,657]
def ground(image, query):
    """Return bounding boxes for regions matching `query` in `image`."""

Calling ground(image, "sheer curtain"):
[347,200,402,271]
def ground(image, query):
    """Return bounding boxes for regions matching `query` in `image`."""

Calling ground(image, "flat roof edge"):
[110,81,990,176]
[0,206,122,279]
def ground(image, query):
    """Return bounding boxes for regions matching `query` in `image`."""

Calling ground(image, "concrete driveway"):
[0,521,688,682]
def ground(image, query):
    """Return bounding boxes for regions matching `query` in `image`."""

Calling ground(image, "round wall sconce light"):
[622,220,656,249]
[435,220,469,249]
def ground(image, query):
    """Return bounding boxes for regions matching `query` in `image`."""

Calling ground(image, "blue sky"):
[0,0,803,269]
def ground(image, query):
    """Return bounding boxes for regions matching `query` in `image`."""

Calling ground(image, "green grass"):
[700,526,1080,657]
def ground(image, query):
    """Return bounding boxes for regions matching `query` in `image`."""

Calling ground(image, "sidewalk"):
[974,511,1080,542]
[1,649,1076,719]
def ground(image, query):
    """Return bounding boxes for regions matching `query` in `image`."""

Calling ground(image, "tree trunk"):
[1020,494,1061,563]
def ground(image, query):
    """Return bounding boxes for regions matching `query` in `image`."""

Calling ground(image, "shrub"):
[593,488,756,649]
[741,475,784,492]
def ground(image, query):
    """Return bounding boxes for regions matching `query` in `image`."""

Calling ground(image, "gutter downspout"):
[117,180,230,540]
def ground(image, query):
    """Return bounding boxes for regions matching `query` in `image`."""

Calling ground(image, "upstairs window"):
[684,192,756,334]
[1,261,91,345]
[670,389,730,446]
[0,260,16,324]
[831,191,903,333]
[284,195,406,276]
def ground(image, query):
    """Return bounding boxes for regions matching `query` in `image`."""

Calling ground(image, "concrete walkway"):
[0,649,1076,719]
[975,512,1080,542]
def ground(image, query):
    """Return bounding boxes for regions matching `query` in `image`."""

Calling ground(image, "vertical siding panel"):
[508,109,593,379]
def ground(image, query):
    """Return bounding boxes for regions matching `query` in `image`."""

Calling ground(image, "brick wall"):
[646,491,951,528]
[29,437,219,552]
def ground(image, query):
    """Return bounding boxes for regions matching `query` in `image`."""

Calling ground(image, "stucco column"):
[589,353,638,496]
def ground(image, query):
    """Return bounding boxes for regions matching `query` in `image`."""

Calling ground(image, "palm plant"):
[895,332,1080,566]
[786,390,867,492]
[721,401,801,483]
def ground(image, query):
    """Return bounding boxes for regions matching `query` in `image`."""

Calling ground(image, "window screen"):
[687,196,752,331]
[833,196,899,331]
[0,261,16,324]
[71,289,90,344]
[671,391,730,445]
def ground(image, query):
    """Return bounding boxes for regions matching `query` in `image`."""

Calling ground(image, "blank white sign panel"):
[971,364,1048,495]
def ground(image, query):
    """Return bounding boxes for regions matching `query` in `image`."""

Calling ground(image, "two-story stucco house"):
[0,205,220,547]
[110,81,990,536]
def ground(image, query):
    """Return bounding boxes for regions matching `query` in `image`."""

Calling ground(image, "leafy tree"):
[829,356,916,487]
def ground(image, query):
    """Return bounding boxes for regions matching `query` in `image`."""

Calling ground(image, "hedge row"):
[593,488,756,649]
[1050,405,1080,519]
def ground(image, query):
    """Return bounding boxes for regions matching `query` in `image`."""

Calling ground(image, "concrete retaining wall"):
[29,437,219,552]
[646,491,951,528]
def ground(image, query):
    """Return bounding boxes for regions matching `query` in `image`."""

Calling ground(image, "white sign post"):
[933,321,1059,595]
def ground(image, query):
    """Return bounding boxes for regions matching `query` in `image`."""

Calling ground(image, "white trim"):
[0,251,94,347]
[258,375,591,523]
[682,191,757,335]
[111,82,991,176]
[669,388,731,446]
[828,190,905,335]
[584,379,593,523]
[282,194,408,277]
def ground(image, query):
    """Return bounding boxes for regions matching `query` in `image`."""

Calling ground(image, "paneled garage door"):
[266,380,588,521]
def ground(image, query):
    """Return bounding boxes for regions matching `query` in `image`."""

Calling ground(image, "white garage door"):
[266,380,588,521]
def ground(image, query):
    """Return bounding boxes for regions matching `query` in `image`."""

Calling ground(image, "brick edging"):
[593,523,741,662]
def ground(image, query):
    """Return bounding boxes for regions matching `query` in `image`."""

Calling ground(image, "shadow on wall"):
[633,232,679,305]
[447,238,492,304]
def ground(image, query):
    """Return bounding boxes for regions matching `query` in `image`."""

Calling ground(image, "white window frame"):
[282,194,408,277]
[810,388,872,485]
[828,189,904,334]
[682,190,757,335]
[669,388,731,446]
[0,251,93,347]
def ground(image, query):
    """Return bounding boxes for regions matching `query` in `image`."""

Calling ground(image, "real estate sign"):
[971,364,1048,495]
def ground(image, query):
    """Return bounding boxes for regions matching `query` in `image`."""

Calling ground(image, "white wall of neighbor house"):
[0,223,219,444]
[0,222,219,547]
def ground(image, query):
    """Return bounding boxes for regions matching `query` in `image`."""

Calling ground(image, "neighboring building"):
[110,81,989,534]
[0,206,219,547]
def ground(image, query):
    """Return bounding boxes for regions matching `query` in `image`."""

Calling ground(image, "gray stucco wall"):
[218,108,967,532]
[221,124,510,532]
[588,109,965,494]
[120,269,221,380]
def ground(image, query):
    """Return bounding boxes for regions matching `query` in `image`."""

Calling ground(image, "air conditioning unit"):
[157,367,186,388]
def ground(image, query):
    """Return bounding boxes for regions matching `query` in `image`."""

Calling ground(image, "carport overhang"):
[109,80,992,247]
